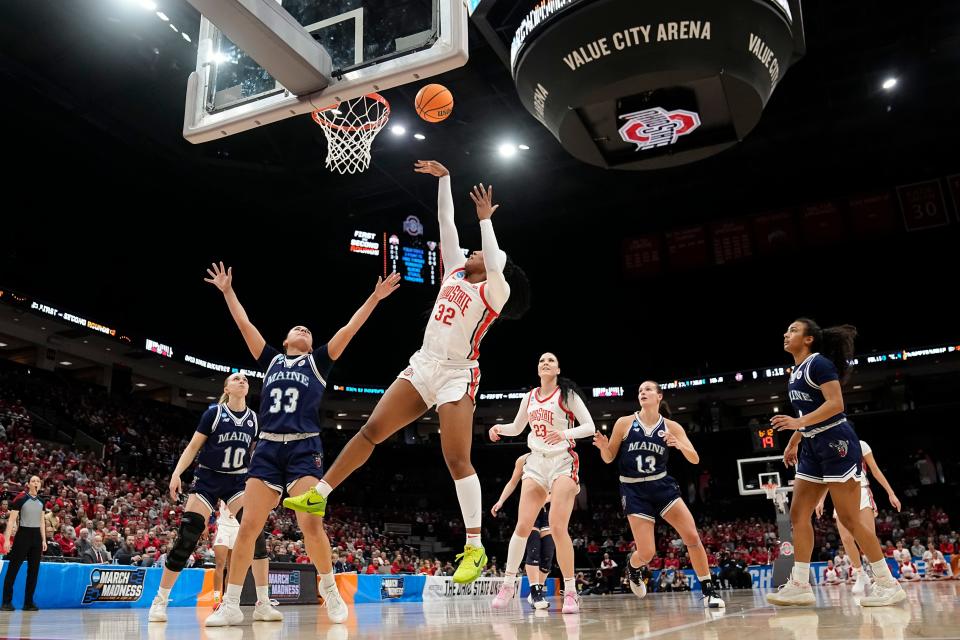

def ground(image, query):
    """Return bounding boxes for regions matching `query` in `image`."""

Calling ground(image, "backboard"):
[183,0,468,143]
[736,455,796,496]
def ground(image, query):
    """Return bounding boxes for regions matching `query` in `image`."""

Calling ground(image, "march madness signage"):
[82,568,146,605]
[381,577,405,600]
[269,570,302,600]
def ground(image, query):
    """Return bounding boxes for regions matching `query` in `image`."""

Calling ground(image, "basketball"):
[415,84,453,123]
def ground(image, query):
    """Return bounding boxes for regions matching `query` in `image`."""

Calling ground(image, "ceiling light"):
[414,133,426,140]
[181,32,191,42]
[882,77,897,90]
[59,361,73,366]
[390,125,406,136]
[155,11,168,21]
[135,383,147,388]
[518,144,530,150]
[498,143,517,158]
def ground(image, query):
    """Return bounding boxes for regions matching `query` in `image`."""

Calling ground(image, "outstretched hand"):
[414,160,449,177]
[469,184,499,220]
[372,273,402,300]
[204,261,233,293]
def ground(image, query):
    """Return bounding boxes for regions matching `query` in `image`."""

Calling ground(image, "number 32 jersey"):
[421,268,499,366]
[256,344,334,434]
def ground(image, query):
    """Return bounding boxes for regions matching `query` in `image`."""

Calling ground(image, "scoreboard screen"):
[349,215,443,286]
[750,426,782,453]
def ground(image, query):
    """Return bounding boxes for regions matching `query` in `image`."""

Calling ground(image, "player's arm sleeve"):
[809,355,840,387]
[195,407,217,436]
[479,219,510,313]
[563,393,596,439]
[438,176,466,277]
[257,344,281,371]
[497,393,530,436]
[313,344,335,378]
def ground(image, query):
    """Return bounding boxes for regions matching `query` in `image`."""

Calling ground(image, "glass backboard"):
[737,455,796,496]
[183,0,467,143]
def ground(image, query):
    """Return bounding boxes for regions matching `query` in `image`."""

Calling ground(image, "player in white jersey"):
[488,352,596,614]
[285,160,530,586]
[212,500,240,605]
[815,437,901,595]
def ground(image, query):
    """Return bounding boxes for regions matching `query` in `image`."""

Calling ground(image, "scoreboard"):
[349,215,444,286]
[750,426,782,453]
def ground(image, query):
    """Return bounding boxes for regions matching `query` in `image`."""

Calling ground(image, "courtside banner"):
[423,576,508,600]
[0,562,206,609]
[353,574,426,603]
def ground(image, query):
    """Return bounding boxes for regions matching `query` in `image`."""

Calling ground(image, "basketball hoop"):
[312,93,391,175]
[762,482,779,501]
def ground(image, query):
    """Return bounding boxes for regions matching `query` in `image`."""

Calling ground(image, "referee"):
[1,475,46,611]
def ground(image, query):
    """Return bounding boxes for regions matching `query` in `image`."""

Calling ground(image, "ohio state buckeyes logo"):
[618,107,701,151]
[829,439,849,458]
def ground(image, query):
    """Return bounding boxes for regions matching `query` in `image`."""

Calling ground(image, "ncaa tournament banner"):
[0,562,206,609]
[352,574,426,604]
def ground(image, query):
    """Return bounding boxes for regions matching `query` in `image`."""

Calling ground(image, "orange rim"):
[311,93,391,133]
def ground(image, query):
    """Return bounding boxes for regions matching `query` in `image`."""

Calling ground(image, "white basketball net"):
[312,94,390,174]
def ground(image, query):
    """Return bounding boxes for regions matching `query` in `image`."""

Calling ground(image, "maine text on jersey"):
[626,440,665,455]
[217,431,252,446]
[265,370,311,387]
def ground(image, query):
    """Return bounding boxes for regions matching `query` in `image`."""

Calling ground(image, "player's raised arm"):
[326,273,402,360]
[469,183,510,313]
[204,261,266,360]
[415,160,466,278]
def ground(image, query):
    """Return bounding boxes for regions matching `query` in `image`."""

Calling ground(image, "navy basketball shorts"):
[190,468,246,512]
[247,436,324,495]
[795,421,862,484]
[620,476,682,522]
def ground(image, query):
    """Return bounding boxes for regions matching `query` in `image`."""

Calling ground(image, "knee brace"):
[253,531,269,560]
[524,530,542,566]
[236,509,269,560]
[539,534,556,574]
[166,511,206,572]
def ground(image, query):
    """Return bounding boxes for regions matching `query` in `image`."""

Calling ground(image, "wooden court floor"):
[0,581,955,639]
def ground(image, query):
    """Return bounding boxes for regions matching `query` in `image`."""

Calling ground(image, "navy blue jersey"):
[618,414,669,479]
[195,404,259,472]
[788,353,846,434]
[257,344,334,434]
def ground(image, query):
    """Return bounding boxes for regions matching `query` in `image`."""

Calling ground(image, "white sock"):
[466,532,483,548]
[870,559,893,581]
[792,562,810,583]
[320,572,336,590]
[564,577,576,594]
[697,574,711,584]
[224,583,242,604]
[505,534,528,576]
[213,590,221,600]
[454,474,483,530]
[157,587,171,601]
[315,480,333,499]
[256,586,269,603]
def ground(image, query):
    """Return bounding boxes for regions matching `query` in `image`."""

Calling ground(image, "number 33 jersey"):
[256,344,334,434]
